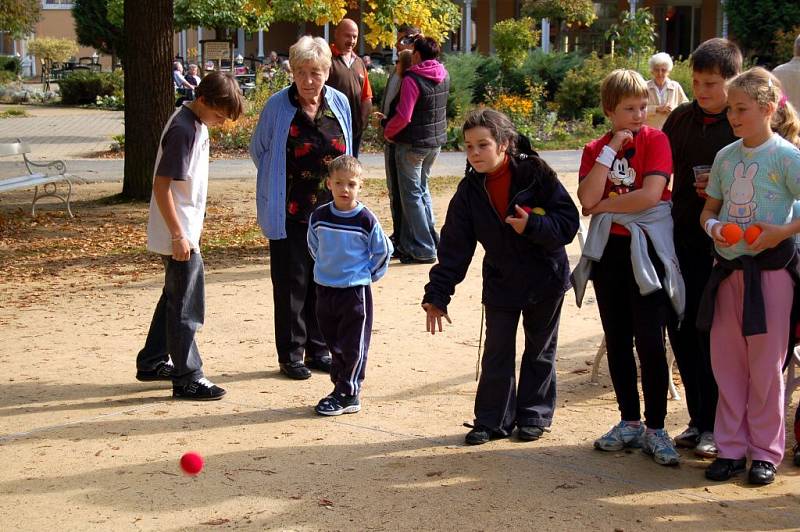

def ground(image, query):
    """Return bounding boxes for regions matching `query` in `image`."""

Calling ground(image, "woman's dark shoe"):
[305,355,332,372]
[518,425,545,441]
[793,443,800,467]
[748,460,776,485]
[705,457,747,481]
[399,254,436,264]
[279,361,311,380]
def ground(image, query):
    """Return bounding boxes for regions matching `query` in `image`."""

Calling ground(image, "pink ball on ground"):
[180,452,204,475]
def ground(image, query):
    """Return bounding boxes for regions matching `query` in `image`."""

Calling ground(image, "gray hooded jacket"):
[571,201,685,321]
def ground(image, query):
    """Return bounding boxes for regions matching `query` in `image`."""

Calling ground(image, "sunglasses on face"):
[399,35,419,46]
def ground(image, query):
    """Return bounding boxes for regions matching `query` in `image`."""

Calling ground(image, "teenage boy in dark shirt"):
[662,38,743,457]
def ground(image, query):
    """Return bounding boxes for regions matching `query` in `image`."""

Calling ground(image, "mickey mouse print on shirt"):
[578,126,673,235]
[607,146,637,196]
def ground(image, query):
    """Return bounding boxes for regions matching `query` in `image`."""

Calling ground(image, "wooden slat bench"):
[0,139,73,217]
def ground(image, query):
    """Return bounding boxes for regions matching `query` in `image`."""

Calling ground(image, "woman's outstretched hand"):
[422,302,451,335]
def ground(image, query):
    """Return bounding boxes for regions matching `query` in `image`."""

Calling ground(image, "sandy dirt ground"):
[1,175,799,531]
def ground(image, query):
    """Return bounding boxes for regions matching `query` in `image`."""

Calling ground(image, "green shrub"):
[521,50,585,102]
[0,56,21,76]
[247,70,291,116]
[492,18,540,71]
[668,58,693,100]
[58,70,123,105]
[555,52,627,119]
[368,69,388,110]
[443,52,491,114]
[472,56,502,103]
[0,71,16,84]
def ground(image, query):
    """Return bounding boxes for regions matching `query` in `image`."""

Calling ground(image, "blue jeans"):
[384,143,403,240]
[395,143,439,260]
[137,252,205,386]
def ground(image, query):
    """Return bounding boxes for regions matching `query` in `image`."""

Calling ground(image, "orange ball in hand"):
[744,225,762,245]
[721,223,743,245]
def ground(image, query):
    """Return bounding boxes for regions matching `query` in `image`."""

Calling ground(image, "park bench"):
[0,139,73,217]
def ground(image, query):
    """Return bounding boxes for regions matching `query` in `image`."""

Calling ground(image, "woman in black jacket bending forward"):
[422,108,579,444]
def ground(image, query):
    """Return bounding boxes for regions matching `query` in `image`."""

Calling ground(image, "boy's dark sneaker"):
[136,361,174,382]
[464,424,508,445]
[173,378,226,401]
[705,457,746,481]
[748,460,776,485]
[315,392,361,416]
[518,425,544,441]
[794,444,800,467]
[279,361,312,380]
[305,355,332,372]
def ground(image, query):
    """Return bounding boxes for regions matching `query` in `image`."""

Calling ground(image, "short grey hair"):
[289,36,331,72]
[794,34,800,57]
[649,52,674,72]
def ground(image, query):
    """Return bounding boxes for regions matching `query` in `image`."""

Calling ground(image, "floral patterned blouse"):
[285,84,347,223]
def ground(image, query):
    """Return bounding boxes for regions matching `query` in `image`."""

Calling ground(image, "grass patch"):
[0,107,28,118]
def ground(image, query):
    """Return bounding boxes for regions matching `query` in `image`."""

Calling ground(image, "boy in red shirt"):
[577,69,680,466]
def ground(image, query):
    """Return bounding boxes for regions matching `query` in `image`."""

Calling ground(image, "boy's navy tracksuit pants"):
[316,284,373,397]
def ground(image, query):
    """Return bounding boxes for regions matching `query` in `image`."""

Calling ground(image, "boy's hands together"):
[422,303,451,334]
[505,204,529,234]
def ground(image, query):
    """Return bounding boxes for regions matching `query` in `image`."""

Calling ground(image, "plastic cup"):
[693,165,712,184]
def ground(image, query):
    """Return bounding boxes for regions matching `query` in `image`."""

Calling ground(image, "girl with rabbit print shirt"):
[699,67,800,486]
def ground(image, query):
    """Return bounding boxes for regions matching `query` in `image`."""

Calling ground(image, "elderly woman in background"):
[250,36,352,380]
[646,52,688,129]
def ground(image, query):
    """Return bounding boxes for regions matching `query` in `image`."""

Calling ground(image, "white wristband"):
[595,145,617,168]
[704,218,720,238]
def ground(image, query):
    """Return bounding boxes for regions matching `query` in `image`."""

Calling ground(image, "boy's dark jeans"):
[666,239,718,433]
[137,252,205,386]
[592,235,669,430]
[474,295,563,435]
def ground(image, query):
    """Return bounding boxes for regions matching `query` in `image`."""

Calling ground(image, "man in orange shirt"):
[327,18,373,157]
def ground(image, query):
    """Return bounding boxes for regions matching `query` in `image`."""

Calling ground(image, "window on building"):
[42,0,75,9]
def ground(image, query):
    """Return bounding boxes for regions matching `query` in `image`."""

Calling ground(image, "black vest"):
[393,69,450,148]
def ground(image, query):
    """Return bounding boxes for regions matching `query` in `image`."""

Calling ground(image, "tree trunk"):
[122,0,174,200]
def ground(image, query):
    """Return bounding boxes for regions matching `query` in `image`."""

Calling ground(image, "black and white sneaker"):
[136,361,174,382]
[315,392,361,416]
[173,378,226,401]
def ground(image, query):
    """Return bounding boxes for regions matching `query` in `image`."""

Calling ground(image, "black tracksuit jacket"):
[422,152,580,312]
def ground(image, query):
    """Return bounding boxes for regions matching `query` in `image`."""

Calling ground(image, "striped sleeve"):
[368,220,392,282]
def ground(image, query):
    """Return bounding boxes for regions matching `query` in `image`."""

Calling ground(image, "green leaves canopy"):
[0,0,42,38]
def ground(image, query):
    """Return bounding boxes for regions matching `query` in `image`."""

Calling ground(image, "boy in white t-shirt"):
[136,72,244,400]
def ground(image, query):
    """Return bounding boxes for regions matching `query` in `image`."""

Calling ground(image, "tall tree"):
[726,0,800,62]
[174,0,272,39]
[0,0,42,38]
[73,0,124,67]
[122,0,174,200]
[521,0,596,26]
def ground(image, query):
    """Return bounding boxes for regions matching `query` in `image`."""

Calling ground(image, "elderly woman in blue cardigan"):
[251,35,353,380]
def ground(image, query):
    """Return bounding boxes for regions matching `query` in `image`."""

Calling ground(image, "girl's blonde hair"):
[727,67,800,147]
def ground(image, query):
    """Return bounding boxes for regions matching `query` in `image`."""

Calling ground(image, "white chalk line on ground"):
[2,395,799,522]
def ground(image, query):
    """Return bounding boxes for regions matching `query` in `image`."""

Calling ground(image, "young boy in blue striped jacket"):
[307,155,393,415]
